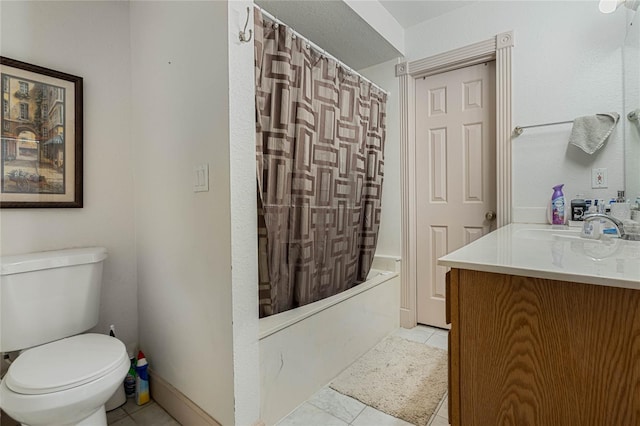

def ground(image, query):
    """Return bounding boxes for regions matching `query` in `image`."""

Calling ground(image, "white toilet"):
[0,248,130,426]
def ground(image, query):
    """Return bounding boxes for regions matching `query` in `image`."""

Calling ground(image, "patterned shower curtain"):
[254,9,387,318]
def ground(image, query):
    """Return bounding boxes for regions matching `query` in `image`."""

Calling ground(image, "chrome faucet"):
[583,213,639,241]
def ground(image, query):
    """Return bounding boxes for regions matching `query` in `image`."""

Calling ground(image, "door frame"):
[397,31,514,328]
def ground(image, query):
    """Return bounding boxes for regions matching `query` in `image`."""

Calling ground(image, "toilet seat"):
[4,334,128,395]
[0,337,130,426]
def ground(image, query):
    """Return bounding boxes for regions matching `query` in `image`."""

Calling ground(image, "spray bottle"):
[551,184,566,225]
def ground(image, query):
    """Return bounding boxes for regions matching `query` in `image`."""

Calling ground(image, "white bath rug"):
[330,335,448,426]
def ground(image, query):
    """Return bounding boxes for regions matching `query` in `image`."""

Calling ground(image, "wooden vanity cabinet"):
[445,268,640,425]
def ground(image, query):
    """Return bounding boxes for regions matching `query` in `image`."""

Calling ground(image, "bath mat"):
[330,335,448,426]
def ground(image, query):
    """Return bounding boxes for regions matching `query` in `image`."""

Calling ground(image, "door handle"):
[485,210,497,221]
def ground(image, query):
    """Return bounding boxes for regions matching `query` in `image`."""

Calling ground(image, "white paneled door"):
[415,62,497,328]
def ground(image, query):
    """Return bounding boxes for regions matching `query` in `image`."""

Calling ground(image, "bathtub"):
[259,255,401,425]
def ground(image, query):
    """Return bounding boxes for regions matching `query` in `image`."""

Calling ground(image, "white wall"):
[0,1,138,350]
[228,1,261,424]
[359,59,401,257]
[130,2,236,424]
[625,9,640,201]
[405,1,627,223]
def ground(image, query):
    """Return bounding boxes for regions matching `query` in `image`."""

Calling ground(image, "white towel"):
[569,112,619,154]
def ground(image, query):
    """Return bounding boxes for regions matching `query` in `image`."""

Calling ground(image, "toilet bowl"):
[0,247,129,426]
[0,334,130,426]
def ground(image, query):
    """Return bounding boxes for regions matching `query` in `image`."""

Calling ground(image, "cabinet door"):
[457,270,640,425]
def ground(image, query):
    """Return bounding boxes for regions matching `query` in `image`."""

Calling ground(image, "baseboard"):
[400,307,415,329]
[149,369,221,426]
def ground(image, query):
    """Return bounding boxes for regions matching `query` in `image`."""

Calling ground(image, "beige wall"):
[625,9,640,202]
[130,2,236,424]
[359,59,401,258]
[227,1,261,424]
[0,1,138,351]
[1,2,261,423]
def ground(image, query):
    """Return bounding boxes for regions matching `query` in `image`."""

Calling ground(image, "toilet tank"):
[0,247,108,352]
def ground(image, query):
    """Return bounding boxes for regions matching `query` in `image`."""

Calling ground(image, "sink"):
[569,238,623,260]
[511,227,640,264]
[514,228,583,241]
[513,228,640,261]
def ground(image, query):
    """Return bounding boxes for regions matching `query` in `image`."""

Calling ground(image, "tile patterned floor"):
[277,325,450,426]
[3,326,446,426]
[107,398,180,425]
[1,398,180,426]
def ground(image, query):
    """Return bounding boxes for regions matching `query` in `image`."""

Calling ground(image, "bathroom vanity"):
[439,224,640,425]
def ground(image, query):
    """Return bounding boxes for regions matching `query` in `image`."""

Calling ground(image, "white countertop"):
[438,223,640,290]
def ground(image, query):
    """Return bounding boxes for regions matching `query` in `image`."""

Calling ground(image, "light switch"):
[193,164,209,192]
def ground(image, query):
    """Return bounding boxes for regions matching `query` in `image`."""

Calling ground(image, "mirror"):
[624,10,639,202]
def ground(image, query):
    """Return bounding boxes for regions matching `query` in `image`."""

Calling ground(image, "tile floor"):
[3,326,446,426]
[276,325,450,426]
[107,398,180,426]
[1,398,180,426]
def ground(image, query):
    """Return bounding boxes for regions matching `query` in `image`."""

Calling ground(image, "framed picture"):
[1,57,82,208]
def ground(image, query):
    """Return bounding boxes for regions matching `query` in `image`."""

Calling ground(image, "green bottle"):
[124,354,136,397]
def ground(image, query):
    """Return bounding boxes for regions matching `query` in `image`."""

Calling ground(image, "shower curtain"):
[254,9,387,318]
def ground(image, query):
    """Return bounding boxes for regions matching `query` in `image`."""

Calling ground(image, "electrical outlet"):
[592,168,608,189]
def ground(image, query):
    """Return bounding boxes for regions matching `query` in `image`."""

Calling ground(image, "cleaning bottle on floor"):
[135,350,150,406]
[105,325,126,411]
[124,353,136,398]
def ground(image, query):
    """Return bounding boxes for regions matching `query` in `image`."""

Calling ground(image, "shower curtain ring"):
[239,6,253,43]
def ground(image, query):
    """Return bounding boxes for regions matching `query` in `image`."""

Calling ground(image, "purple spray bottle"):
[551,184,565,225]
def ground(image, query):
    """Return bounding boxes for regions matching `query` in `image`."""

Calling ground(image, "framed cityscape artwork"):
[0,57,83,208]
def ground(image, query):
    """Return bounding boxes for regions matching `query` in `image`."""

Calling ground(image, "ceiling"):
[254,1,478,70]
[255,0,403,70]
[379,0,477,29]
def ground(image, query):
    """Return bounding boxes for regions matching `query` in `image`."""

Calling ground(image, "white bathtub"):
[259,256,401,425]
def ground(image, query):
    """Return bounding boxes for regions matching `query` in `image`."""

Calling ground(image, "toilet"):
[0,248,130,426]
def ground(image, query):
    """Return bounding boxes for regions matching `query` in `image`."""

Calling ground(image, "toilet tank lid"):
[1,247,107,276]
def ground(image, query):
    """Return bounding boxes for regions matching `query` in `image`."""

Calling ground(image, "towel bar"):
[513,120,574,136]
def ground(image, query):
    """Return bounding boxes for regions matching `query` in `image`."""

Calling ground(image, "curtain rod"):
[254,5,390,96]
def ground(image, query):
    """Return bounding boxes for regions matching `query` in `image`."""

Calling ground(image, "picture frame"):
[1,57,83,208]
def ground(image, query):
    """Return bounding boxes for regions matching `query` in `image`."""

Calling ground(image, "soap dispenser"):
[571,194,586,221]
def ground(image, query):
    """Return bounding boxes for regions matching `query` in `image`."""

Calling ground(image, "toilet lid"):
[4,334,128,395]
